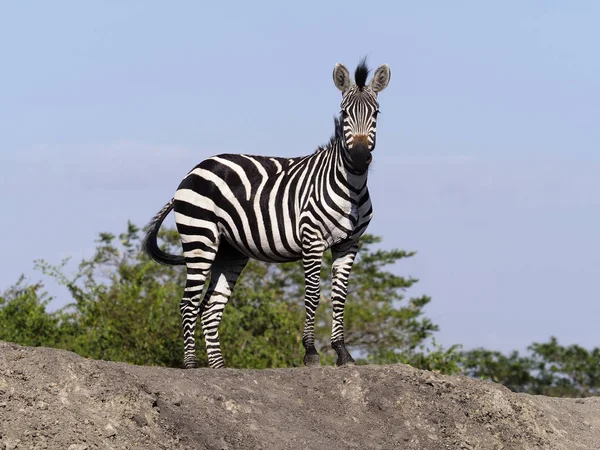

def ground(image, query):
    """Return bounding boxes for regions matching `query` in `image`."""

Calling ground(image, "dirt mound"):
[1,341,599,449]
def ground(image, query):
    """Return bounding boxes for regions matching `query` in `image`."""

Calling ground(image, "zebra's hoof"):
[336,355,356,366]
[337,360,356,367]
[183,357,199,369]
[303,354,321,366]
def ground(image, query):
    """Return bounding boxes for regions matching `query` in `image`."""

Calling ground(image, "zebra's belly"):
[221,227,304,263]
[324,226,352,247]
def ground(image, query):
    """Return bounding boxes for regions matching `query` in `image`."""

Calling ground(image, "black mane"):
[332,114,343,142]
[315,114,344,153]
[355,57,370,90]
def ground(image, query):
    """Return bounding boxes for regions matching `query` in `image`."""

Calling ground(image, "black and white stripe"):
[143,60,391,368]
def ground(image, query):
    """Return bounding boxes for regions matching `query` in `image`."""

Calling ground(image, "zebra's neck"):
[289,132,368,192]
[329,139,369,192]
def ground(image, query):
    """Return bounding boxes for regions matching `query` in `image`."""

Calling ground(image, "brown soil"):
[1,341,599,449]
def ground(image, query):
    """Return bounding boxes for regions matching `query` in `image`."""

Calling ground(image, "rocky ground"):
[1,341,599,449]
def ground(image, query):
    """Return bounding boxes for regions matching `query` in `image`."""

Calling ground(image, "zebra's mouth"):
[349,144,372,173]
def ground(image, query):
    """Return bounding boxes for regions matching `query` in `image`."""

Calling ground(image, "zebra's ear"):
[333,63,352,92]
[370,64,391,93]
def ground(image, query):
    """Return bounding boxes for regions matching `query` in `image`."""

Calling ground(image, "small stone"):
[37,401,49,410]
[105,424,117,438]
[5,439,21,450]
[172,398,182,406]
[132,414,148,427]
[68,445,89,450]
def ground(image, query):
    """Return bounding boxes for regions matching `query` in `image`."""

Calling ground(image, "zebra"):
[143,59,391,369]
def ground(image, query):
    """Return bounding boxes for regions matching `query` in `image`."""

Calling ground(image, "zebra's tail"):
[142,199,186,266]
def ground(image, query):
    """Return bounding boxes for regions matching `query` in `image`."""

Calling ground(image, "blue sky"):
[1,2,599,354]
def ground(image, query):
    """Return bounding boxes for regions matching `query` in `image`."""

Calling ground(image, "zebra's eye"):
[340,110,349,118]
[374,110,381,117]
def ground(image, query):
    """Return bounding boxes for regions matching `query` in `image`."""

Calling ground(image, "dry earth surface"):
[1,341,599,450]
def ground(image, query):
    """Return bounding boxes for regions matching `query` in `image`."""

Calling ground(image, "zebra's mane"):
[314,115,344,154]
[355,57,370,90]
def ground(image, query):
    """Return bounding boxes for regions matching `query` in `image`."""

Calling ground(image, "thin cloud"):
[3,141,206,192]
[379,157,600,210]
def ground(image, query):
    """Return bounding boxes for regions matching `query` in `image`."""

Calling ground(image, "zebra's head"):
[333,59,391,173]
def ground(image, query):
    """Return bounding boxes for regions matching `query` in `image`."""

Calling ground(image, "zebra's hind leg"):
[200,242,249,369]
[301,242,325,366]
[330,242,359,366]
[181,262,216,369]
[178,222,221,369]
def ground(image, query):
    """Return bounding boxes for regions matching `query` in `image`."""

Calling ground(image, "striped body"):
[143,59,390,368]
[174,150,372,264]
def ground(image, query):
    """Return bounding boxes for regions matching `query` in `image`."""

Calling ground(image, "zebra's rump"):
[173,154,307,262]
[173,189,305,263]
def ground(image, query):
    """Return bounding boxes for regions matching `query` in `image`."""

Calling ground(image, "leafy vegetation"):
[463,338,600,397]
[1,222,459,373]
[2,222,598,397]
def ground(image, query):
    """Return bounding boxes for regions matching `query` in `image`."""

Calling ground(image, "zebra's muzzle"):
[348,142,372,174]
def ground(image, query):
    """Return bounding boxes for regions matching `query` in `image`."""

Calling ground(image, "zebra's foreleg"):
[301,242,325,366]
[200,245,248,369]
[330,242,359,366]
